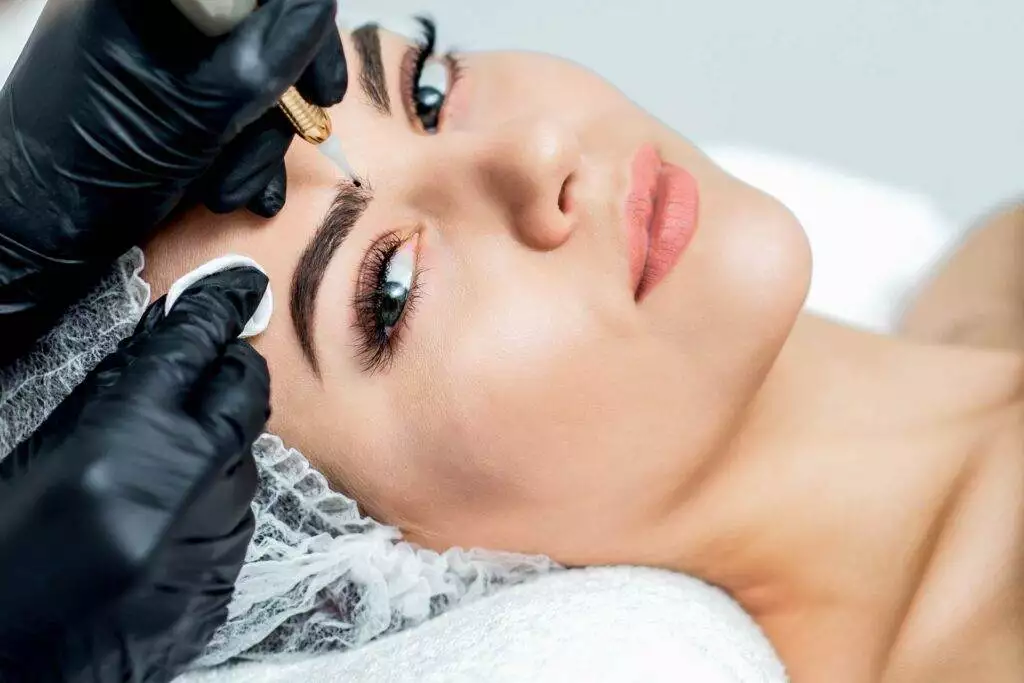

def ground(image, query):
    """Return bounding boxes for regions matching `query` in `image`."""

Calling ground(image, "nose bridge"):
[489,117,578,191]
[470,116,581,251]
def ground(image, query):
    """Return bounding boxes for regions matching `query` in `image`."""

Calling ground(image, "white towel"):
[178,566,787,683]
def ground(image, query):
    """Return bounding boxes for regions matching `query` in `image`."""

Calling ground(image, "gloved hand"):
[0,0,345,364]
[0,267,271,683]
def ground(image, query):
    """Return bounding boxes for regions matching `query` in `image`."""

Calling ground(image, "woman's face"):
[144,21,811,564]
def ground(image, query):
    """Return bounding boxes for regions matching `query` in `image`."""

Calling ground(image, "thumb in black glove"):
[0,267,271,683]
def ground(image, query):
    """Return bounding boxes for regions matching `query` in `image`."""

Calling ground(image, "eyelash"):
[353,232,423,374]
[402,16,465,133]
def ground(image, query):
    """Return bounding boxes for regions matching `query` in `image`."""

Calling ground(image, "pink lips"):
[625,145,700,300]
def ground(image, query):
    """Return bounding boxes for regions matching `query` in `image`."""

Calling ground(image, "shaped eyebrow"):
[352,24,391,117]
[290,183,373,375]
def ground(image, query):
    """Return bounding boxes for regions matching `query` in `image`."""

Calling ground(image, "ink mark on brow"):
[352,24,391,117]
[290,183,373,376]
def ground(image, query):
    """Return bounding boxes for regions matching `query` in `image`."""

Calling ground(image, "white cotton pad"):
[164,255,273,339]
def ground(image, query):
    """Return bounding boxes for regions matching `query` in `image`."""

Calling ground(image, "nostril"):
[558,174,573,215]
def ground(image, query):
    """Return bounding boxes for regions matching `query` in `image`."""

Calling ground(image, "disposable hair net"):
[0,249,558,667]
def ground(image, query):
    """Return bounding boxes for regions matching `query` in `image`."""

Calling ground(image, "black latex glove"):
[0,267,271,683]
[0,0,346,365]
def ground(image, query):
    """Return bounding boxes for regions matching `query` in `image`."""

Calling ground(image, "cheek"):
[395,285,707,560]
[430,282,601,493]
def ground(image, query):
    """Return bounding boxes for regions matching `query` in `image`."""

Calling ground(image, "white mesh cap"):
[199,434,556,666]
[0,250,150,454]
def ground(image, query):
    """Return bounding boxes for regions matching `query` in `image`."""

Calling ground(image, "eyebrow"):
[352,24,391,117]
[290,183,373,375]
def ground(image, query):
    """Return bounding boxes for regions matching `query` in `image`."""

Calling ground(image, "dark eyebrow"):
[352,24,391,117]
[290,183,373,375]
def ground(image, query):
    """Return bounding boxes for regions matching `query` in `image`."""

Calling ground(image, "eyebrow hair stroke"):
[291,183,373,375]
[352,24,391,116]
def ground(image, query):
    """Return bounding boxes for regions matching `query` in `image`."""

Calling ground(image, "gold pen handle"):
[277,87,332,144]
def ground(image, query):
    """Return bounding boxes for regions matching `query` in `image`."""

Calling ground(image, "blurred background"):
[3,0,1022,228]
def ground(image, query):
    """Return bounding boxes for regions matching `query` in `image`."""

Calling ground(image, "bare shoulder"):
[899,201,1024,351]
[885,354,1024,683]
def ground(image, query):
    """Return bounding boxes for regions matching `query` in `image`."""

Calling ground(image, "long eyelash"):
[352,233,422,374]
[402,17,465,131]
[446,50,466,88]
[404,16,437,106]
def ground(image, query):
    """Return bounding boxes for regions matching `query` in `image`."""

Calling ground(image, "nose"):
[469,117,581,251]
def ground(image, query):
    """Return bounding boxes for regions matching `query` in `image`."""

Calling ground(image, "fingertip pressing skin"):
[164,256,274,339]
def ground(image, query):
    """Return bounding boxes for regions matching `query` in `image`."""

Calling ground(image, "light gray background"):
[4,0,1022,226]
[345,0,1023,227]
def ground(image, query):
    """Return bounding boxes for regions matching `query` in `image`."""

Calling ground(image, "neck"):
[661,314,1021,681]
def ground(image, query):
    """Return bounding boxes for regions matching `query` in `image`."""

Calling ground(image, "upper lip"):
[623,146,662,298]
[619,145,700,300]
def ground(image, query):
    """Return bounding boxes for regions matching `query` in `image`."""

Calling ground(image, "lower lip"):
[625,146,700,300]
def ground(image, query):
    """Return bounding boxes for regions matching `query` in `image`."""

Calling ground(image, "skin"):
[143,26,1024,683]
[901,201,1024,351]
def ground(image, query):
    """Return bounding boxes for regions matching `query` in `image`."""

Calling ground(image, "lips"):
[624,145,700,300]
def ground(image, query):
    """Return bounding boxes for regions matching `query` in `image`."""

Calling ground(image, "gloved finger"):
[202,108,293,215]
[134,294,169,336]
[190,340,271,464]
[295,20,348,107]
[199,0,339,137]
[117,267,269,404]
[171,342,266,546]
[246,162,288,219]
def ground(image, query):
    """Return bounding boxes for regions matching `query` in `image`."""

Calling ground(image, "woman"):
[118,17,1024,682]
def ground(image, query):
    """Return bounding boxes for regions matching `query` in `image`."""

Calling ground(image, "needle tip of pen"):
[319,134,361,186]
